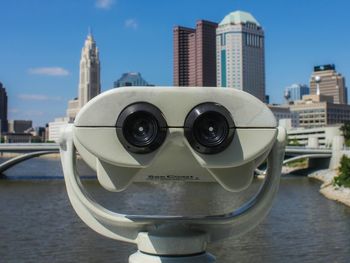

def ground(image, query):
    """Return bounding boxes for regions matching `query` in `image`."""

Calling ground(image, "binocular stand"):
[129,227,215,263]
[59,125,286,263]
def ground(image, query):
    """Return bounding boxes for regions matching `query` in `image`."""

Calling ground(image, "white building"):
[78,32,101,108]
[216,10,265,102]
[67,98,79,122]
[67,31,101,121]
[48,117,69,142]
[287,126,341,148]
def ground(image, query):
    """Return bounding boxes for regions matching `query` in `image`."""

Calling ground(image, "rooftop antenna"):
[88,26,93,37]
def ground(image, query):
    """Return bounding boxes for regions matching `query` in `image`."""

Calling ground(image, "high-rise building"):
[309,64,347,104]
[216,11,265,102]
[284,84,310,103]
[9,120,32,133]
[67,32,101,121]
[78,32,101,108]
[114,72,150,88]
[173,20,218,87]
[0,82,8,133]
[173,26,194,86]
[79,33,101,108]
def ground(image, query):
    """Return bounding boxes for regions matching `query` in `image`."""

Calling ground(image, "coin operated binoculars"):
[59,87,286,263]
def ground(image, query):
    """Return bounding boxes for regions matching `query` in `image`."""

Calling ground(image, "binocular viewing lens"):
[116,103,167,154]
[123,112,159,147]
[193,112,229,147]
[185,103,235,154]
[117,102,234,154]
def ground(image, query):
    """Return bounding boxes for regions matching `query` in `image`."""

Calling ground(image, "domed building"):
[216,11,266,102]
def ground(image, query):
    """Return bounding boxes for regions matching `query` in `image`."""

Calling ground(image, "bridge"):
[0,143,60,174]
[284,146,332,156]
[0,143,60,153]
[0,142,342,175]
[283,146,333,170]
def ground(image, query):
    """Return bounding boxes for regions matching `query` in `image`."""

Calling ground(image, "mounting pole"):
[129,226,215,263]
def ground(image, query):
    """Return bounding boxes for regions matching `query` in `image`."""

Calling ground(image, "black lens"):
[123,112,159,147]
[116,102,167,154]
[184,103,235,154]
[193,112,229,147]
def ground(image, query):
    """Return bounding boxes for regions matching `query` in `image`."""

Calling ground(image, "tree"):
[340,122,350,146]
[334,155,350,187]
[287,137,300,146]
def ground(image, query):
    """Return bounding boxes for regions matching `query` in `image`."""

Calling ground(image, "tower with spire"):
[67,31,101,121]
[78,31,101,108]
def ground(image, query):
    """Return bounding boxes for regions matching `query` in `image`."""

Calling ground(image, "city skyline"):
[1,0,350,126]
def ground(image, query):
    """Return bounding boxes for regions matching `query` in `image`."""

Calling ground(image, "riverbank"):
[308,169,350,207]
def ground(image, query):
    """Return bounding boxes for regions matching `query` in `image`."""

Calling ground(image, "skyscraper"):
[114,72,150,88]
[173,26,194,87]
[67,32,101,121]
[309,64,347,104]
[78,32,101,108]
[11,120,32,133]
[284,84,310,103]
[0,82,8,133]
[173,20,218,87]
[216,11,265,102]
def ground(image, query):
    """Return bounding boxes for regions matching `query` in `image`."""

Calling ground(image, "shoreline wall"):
[309,169,350,207]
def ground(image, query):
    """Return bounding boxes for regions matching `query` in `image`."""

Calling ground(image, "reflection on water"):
[1,158,350,263]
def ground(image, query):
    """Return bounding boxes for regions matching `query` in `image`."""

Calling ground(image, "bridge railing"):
[0,143,60,153]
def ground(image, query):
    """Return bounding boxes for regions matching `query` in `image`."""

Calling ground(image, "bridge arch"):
[282,154,331,166]
[0,150,59,174]
[255,154,331,175]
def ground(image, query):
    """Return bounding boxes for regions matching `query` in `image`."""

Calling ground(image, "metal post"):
[129,226,215,263]
[129,251,215,263]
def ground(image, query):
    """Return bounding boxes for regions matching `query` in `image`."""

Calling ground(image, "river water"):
[1,157,350,263]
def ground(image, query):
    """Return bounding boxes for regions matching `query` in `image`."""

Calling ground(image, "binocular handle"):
[59,124,286,244]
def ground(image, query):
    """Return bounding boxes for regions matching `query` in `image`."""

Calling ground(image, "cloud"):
[96,0,114,9]
[8,108,44,117]
[18,94,63,101]
[125,19,138,30]
[28,67,69,76]
[24,110,45,117]
[8,108,20,114]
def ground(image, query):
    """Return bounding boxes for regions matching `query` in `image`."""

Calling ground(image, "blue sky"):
[1,0,350,127]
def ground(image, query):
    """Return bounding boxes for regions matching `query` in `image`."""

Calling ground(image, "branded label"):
[146,175,200,181]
